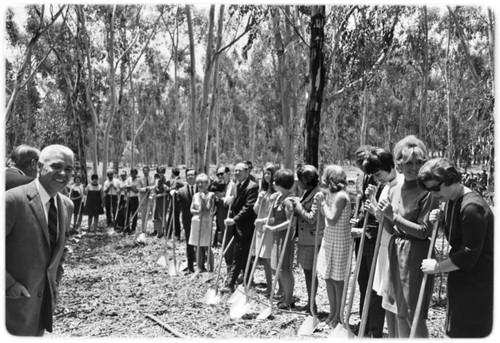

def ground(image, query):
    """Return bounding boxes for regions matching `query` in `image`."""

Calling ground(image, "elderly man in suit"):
[222,162,259,293]
[5,144,40,190]
[5,144,74,336]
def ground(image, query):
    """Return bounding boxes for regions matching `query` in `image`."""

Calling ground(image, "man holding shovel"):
[221,162,259,293]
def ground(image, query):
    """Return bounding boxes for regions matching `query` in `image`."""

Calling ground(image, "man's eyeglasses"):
[422,182,443,192]
[216,173,224,177]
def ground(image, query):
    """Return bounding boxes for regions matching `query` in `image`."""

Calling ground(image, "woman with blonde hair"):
[377,135,439,337]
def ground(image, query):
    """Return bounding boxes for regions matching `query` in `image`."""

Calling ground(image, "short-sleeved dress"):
[189,192,213,247]
[70,184,84,216]
[253,192,275,259]
[444,191,493,338]
[270,193,295,271]
[318,190,352,281]
[85,184,103,216]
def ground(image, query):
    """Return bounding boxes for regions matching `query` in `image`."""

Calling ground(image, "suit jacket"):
[176,184,196,227]
[5,181,73,336]
[296,185,325,246]
[231,177,259,239]
[5,167,34,191]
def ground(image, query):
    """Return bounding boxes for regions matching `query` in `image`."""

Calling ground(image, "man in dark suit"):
[167,167,185,240]
[222,162,259,293]
[5,144,40,190]
[5,144,74,336]
[173,168,197,273]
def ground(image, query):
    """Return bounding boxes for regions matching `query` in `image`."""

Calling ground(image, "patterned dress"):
[319,190,352,281]
[253,192,275,259]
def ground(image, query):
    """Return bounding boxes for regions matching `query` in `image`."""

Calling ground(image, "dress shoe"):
[221,285,234,294]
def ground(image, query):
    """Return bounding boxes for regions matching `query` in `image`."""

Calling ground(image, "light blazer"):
[5,181,73,336]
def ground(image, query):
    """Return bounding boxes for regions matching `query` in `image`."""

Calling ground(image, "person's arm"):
[294,192,320,224]
[233,185,258,225]
[264,198,294,232]
[190,193,200,215]
[321,191,349,225]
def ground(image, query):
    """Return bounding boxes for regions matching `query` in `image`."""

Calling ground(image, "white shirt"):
[104,178,119,196]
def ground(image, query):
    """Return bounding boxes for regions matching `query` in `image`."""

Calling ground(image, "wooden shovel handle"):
[214,204,232,289]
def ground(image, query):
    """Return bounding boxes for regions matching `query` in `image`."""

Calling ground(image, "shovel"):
[167,194,181,276]
[227,197,265,305]
[357,216,386,337]
[409,212,442,338]
[297,209,322,336]
[257,213,295,320]
[155,190,169,267]
[330,212,370,337]
[230,197,276,319]
[206,205,233,305]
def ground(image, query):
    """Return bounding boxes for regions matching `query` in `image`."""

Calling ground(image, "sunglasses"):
[423,182,443,192]
[216,173,224,177]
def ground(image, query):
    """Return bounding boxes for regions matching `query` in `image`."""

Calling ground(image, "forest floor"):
[48,215,449,339]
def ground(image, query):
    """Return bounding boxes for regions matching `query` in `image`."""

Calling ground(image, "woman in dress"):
[189,173,215,273]
[419,158,493,338]
[84,174,104,231]
[253,163,277,296]
[317,165,352,329]
[292,164,324,314]
[377,135,439,337]
[69,175,84,230]
[263,168,296,309]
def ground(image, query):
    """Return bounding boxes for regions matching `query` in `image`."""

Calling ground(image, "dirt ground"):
[47,215,448,339]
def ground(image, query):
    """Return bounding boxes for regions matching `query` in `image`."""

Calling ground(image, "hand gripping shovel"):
[257,214,295,320]
[206,205,232,305]
[330,212,370,338]
[227,198,265,305]
[297,210,322,336]
[230,198,275,319]
[409,209,442,338]
[155,190,169,267]
[357,216,386,338]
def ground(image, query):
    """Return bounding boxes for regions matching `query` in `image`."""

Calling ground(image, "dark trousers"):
[182,215,196,272]
[226,229,252,287]
[126,197,139,231]
[222,225,234,269]
[105,194,118,226]
[357,246,385,338]
[116,198,127,230]
[167,210,181,239]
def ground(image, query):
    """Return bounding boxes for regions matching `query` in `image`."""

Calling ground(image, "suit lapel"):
[56,195,68,246]
[27,183,51,248]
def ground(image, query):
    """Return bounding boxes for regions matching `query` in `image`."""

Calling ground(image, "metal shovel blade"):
[297,315,320,336]
[227,285,245,304]
[168,260,181,276]
[205,288,221,305]
[329,324,354,338]
[230,298,253,320]
[256,306,272,320]
[156,250,168,267]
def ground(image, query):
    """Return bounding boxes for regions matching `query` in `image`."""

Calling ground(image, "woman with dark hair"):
[419,158,493,338]
[316,165,352,329]
[377,135,439,337]
[69,175,84,230]
[292,164,324,314]
[263,168,296,309]
[253,163,278,296]
[84,174,104,231]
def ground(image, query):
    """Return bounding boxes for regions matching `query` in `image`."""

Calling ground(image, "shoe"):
[349,323,360,335]
[273,293,284,301]
[277,302,295,310]
[221,285,234,294]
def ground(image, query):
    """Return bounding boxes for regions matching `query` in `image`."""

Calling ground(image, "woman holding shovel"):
[262,168,297,310]
[189,173,215,273]
[419,158,493,338]
[253,163,277,297]
[292,164,324,315]
[316,165,352,329]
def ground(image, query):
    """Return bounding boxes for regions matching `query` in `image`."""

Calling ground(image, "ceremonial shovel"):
[155,190,169,267]
[409,212,442,338]
[297,209,322,336]
[230,198,276,319]
[205,205,232,305]
[256,214,295,320]
[167,194,181,276]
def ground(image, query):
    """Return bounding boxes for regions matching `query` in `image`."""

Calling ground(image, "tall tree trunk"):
[445,15,454,159]
[303,6,326,168]
[203,5,223,174]
[360,84,369,146]
[419,6,429,139]
[186,5,196,169]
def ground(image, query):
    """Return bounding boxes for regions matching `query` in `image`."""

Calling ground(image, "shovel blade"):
[227,285,245,304]
[168,260,181,276]
[256,307,272,320]
[230,299,253,319]
[329,324,353,338]
[205,289,221,305]
[156,251,168,267]
[297,316,320,336]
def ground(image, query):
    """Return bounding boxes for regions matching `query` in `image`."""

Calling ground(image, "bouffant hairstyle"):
[261,163,277,192]
[156,166,166,174]
[274,169,295,190]
[362,147,395,174]
[393,135,428,166]
[195,173,210,184]
[418,157,462,188]
[296,164,319,188]
[322,165,347,193]
[90,174,98,181]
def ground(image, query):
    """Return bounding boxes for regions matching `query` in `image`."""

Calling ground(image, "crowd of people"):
[4,137,494,338]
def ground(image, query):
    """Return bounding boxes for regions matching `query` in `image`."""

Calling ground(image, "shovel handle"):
[242,196,265,291]
[213,204,232,289]
[409,218,441,338]
[309,197,322,316]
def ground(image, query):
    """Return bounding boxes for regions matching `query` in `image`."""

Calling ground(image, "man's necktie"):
[48,197,58,250]
[146,177,149,186]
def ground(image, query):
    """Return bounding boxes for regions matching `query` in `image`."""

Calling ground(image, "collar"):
[35,178,56,206]
[7,166,25,176]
